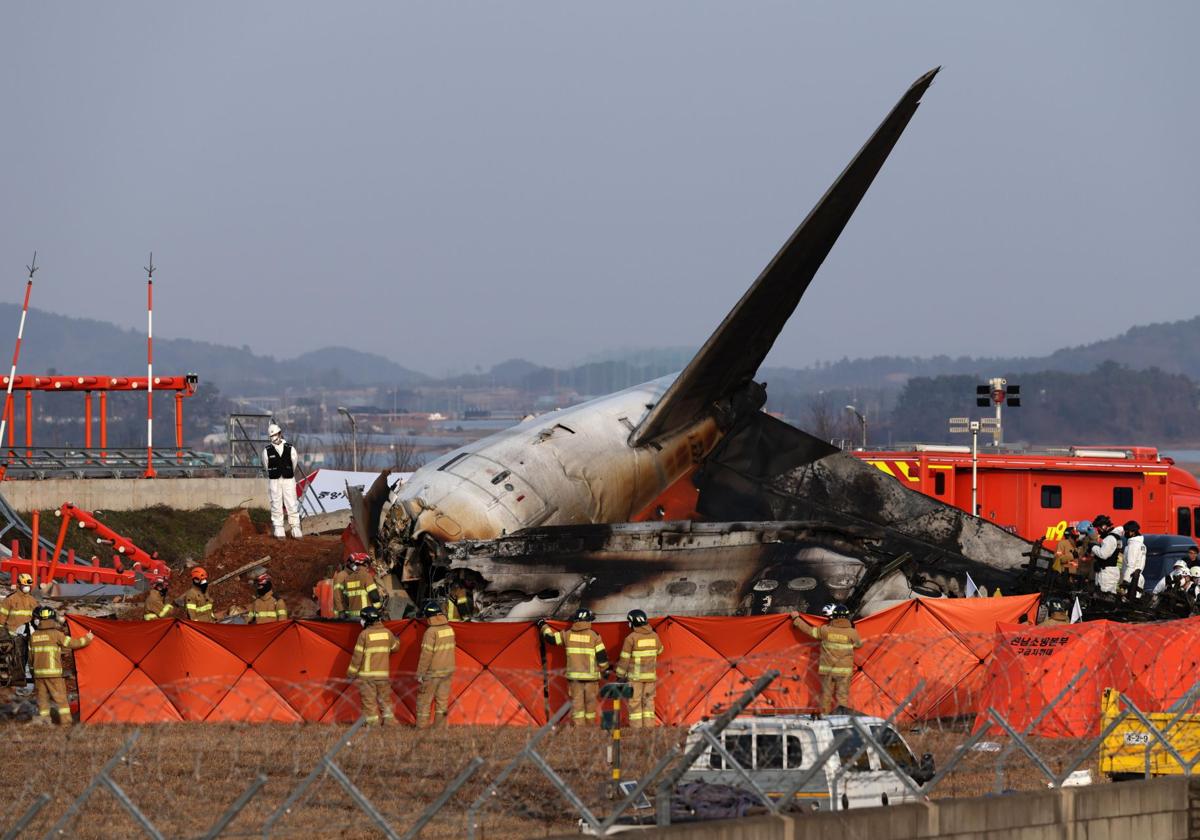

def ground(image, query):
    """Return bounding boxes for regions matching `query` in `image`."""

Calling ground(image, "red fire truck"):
[852,446,1200,547]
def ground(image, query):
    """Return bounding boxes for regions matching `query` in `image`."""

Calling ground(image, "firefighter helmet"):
[1190,566,1200,579]
[360,606,382,625]
[422,600,443,617]
[16,572,32,587]
[626,609,648,628]
[254,572,272,587]
[268,423,282,438]
[829,603,851,620]
[153,578,169,592]
[346,552,368,568]
[33,605,56,624]
[572,607,595,622]
[190,567,208,582]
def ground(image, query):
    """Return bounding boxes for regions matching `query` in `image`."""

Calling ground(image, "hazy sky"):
[1,3,1197,376]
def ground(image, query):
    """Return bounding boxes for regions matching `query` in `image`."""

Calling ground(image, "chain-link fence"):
[7,638,1200,839]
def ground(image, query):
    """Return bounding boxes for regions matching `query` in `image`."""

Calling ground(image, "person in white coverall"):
[1091,515,1124,595]
[1120,520,1146,599]
[262,423,302,539]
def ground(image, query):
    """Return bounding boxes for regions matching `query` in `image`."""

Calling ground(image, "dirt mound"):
[163,532,343,620]
[202,509,260,558]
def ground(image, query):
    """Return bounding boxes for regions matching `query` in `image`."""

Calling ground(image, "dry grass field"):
[0,720,1105,839]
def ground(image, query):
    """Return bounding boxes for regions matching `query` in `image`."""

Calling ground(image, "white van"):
[682,714,934,811]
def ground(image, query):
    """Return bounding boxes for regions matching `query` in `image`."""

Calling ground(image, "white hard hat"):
[1175,559,1190,571]
[1190,566,1200,578]
[267,423,282,437]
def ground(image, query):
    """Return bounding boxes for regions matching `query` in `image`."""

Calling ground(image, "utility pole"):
[144,254,157,478]
[0,253,36,480]
[950,416,1000,517]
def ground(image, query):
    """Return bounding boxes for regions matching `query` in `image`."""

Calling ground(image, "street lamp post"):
[845,405,867,450]
[949,417,980,516]
[337,406,358,472]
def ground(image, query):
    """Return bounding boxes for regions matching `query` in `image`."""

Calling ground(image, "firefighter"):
[346,605,399,725]
[334,553,381,620]
[29,606,92,724]
[1090,516,1124,595]
[142,579,174,621]
[1121,521,1147,599]
[414,600,456,728]
[791,603,863,716]
[246,573,288,624]
[443,575,472,622]
[615,608,663,729]
[1052,526,1080,575]
[540,608,609,725]
[0,573,39,636]
[184,567,215,623]
[262,422,303,539]
[1039,597,1070,626]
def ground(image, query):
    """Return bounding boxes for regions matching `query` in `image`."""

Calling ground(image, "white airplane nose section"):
[442,453,551,527]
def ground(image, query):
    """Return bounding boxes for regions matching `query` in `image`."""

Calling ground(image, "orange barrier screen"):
[67,594,1041,726]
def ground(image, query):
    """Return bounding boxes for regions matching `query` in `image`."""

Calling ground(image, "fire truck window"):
[1040,485,1062,509]
[933,472,946,495]
[1179,507,1193,537]
[1194,508,1200,537]
[785,735,805,769]
[757,734,784,769]
[1113,487,1134,510]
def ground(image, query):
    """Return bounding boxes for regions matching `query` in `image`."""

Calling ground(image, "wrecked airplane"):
[365,67,1038,621]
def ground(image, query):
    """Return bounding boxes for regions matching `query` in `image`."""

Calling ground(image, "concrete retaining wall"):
[2,477,268,512]
[569,777,1199,840]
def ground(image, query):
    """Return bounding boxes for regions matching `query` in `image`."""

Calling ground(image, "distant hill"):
[4,300,1195,402]
[764,314,1200,394]
[0,304,428,392]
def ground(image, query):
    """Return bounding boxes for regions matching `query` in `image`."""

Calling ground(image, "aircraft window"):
[437,453,468,472]
[490,470,511,485]
[1113,487,1134,510]
[785,735,805,769]
[933,472,946,495]
[1040,485,1062,509]
[834,728,872,772]
[1179,507,1192,537]
[554,423,576,435]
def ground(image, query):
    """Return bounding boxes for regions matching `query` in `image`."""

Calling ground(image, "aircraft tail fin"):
[633,67,939,446]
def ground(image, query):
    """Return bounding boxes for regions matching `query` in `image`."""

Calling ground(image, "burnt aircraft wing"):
[633,67,940,446]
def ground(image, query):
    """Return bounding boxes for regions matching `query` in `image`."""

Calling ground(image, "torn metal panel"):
[447,520,902,622]
[693,416,1036,602]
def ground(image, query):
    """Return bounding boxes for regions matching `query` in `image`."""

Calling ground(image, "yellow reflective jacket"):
[184,585,214,622]
[30,621,91,678]
[143,590,174,621]
[334,568,379,616]
[0,590,38,632]
[247,594,288,624]
[347,624,399,680]
[417,614,456,678]
[616,625,663,681]
[543,621,608,682]
[797,616,862,676]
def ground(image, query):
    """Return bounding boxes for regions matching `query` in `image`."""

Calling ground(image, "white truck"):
[681,713,934,811]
